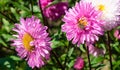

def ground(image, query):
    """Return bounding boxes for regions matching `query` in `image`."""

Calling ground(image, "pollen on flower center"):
[22,33,34,51]
[78,17,87,28]
[98,4,105,11]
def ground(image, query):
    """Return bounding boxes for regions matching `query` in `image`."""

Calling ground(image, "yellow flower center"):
[98,4,105,11]
[78,17,87,28]
[22,33,34,51]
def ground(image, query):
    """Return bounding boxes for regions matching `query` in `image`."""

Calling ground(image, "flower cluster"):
[11,0,120,69]
[62,0,120,57]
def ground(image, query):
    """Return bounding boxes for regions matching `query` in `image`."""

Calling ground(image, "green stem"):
[38,0,49,26]
[51,51,64,70]
[86,45,91,70]
[63,42,71,69]
[107,32,113,70]
[30,0,33,15]
[63,49,69,69]
[1,36,15,52]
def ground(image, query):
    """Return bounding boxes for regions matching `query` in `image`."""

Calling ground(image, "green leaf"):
[10,7,20,21]
[60,54,66,61]
[68,47,74,57]
[51,39,65,49]
[12,1,30,12]
[0,56,16,70]
[1,34,13,41]
[79,44,86,52]
[0,0,9,11]
[1,18,13,33]
[91,56,104,67]
[67,59,75,68]
[33,6,40,12]
[113,60,120,70]
[10,56,21,61]
[112,42,120,53]
[0,37,7,47]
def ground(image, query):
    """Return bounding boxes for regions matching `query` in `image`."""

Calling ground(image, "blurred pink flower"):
[43,2,68,20]
[38,0,53,9]
[12,16,51,68]
[74,57,84,70]
[62,1,104,46]
[88,44,105,56]
[114,29,120,39]
[38,0,68,20]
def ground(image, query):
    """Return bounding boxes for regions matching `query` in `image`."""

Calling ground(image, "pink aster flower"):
[74,57,84,70]
[114,29,120,39]
[62,1,104,46]
[88,44,105,56]
[12,16,51,68]
[43,2,68,20]
[38,0,68,20]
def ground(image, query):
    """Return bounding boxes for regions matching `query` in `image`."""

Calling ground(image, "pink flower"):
[38,0,53,9]
[43,2,68,20]
[88,44,105,56]
[74,57,84,70]
[114,29,120,39]
[103,20,119,31]
[62,1,104,46]
[12,16,51,68]
[38,0,68,20]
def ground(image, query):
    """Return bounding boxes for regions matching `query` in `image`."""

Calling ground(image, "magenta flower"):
[43,2,68,20]
[12,16,51,68]
[38,0,53,9]
[114,29,120,39]
[62,1,104,46]
[38,0,68,20]
[74,57,84,70]
[88,44,105,56]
